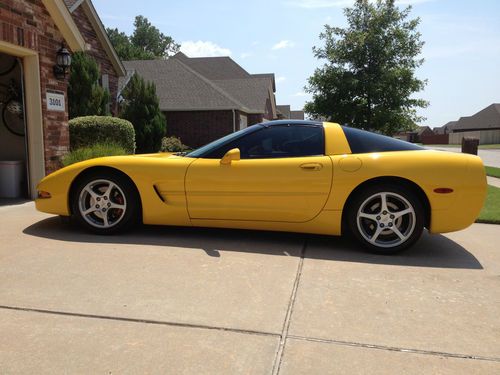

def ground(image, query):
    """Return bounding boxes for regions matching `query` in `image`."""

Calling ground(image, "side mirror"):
[220,148,240,165]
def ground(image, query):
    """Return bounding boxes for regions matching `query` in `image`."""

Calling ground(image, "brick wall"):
[163,110,235,148]
[421,134,449,145]
[0,0,69,173]
[71,6,119,115]
[248,114,264,125]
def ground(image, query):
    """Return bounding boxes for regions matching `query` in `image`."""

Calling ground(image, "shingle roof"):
[123,59,250,112]
[214,78,273,113]
[173,52,251,80]
[453,104,500,131]
[123,56,277,114]
[252,73,275,92]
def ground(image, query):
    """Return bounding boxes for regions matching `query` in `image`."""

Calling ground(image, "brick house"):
[121,52,278,148]
[0,0,124,198]
[276,105,305,120]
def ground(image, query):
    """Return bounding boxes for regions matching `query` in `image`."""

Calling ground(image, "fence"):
[421,134,449,145]
[449,129,500,145]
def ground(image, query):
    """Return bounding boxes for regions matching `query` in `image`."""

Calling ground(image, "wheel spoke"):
[82,207,97,216]
[103,182,116,198]
[379,193,389,213]
[369,226,383,244]
[359,212,378,222]
[84,186,99,200]
[109,203,125,210]
[391,226,407,240]
[102,211,110,227]
[393,208,413,219]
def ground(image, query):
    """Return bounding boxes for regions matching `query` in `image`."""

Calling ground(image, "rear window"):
[341,126,424,153]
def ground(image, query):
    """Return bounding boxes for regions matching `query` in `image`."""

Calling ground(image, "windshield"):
[186,124,263,158]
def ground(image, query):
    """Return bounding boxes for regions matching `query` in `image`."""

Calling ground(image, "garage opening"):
[0,52,28,199]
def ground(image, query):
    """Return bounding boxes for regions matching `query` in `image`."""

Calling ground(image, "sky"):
[93,0,500,128]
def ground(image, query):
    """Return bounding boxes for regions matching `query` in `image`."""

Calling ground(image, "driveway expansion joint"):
[286,335,500,363]
[0,305,280,339]
[271,238,308,375]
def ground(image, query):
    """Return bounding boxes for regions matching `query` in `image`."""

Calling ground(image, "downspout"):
[232,109,236,132]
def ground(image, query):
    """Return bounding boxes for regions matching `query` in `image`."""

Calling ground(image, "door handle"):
[300,163,323,171]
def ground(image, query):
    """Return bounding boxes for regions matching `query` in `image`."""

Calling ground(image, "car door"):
[185,124,332,223]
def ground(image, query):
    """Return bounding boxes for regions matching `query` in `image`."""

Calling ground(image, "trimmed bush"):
[69,116,135,153]
[160,136,190,152]
[120,73,166,153]
[62,143,126,167]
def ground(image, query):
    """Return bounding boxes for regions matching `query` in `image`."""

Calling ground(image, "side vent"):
[153,185,165,202]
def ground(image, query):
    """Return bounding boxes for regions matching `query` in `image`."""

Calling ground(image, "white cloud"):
[276,76,286,83]
[240,52,253,59]
[272,40,295,50]
[285,0,433,8]
[180,41,232,57]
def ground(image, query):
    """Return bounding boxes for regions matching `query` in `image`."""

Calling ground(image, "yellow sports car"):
[36,120,487,253]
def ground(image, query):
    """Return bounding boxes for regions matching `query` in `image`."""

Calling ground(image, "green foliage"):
[120,74,166,153]
[106,16,179,60]
[68,116,135,154]
[68,52,110,118]
[160,136,190,152]
[305,0,428,135]
[62,143,126,167]
[477,185,500,224]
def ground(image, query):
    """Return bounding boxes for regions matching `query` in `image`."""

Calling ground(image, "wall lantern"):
[53,44,72,79]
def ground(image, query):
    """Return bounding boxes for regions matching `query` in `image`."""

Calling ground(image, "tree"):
[106,16,179,60]
[120,73,166,153]
[305,0,428,135]
[68,52,110,119]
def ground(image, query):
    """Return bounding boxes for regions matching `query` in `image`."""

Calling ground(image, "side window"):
[206,125,324,159]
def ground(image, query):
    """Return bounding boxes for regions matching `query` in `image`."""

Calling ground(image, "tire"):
[347,184,424,254]
[2,100,25,137]
[71,171,140,234]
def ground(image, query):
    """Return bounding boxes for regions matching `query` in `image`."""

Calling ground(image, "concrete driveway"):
[1,202,499,374]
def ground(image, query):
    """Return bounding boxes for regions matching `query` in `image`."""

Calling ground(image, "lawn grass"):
[485,166,500,178]
[476,185,500,224]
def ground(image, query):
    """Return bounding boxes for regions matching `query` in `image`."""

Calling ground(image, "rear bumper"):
[429,156,487,233]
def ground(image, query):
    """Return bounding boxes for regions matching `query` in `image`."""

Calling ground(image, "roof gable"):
[65,0,125,76]
[454,103,500,130]
[123,59,249,111]
[173,52,250,80]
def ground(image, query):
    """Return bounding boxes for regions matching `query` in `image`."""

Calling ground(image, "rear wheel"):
[347,184,424,254]
[71,172,140,234]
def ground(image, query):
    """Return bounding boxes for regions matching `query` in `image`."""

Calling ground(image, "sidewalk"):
[487,176,500,188]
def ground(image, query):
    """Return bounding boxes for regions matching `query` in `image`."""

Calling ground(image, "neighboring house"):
[120,52,278,147]
[0,0,124,199]
[276,105,305,120]
[434,121,457,135]
[451,104,500,133]
[416,126,434,142]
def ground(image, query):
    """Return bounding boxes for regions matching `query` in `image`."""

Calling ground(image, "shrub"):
[68,52,110,118]
[120,73,166,153]
[160,136,190,152]
[62,143,126,166]
[69,116,135,154]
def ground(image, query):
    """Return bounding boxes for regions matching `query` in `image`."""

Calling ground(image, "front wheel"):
[71,172,140,234]
[347,184,424,254]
